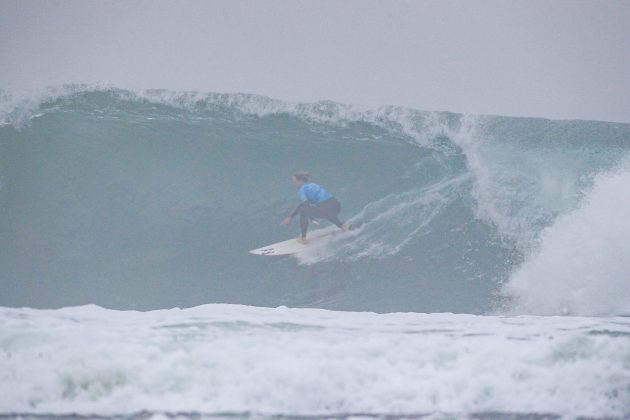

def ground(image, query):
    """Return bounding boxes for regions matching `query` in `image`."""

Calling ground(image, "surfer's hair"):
[293,171,310,182]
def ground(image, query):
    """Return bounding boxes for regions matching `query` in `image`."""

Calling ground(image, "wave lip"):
[0,84,112,128]
[1,304,629,418]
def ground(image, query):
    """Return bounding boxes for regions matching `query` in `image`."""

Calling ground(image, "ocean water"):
[1,87,629,418]
[2,305,629,419]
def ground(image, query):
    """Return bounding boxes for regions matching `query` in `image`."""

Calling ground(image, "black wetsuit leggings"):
[299,198,343,237]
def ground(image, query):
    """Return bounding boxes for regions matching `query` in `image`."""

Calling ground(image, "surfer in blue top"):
[281,171,347,243]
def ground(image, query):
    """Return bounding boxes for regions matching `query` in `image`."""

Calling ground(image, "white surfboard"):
[249,223,364,256]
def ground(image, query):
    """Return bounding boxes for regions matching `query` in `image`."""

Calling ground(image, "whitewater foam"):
[503,159,630,315]
[1,304,629,418]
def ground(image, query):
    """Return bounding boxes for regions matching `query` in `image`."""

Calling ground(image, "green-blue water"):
[1,87,629,314]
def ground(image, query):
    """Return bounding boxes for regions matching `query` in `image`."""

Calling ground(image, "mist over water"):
[1,86,629,315]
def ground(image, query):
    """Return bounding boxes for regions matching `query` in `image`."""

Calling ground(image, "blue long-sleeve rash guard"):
[298,183,332,204]
[291,183,333,217]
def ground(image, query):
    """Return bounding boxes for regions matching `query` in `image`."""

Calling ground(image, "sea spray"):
[503,159,630,315]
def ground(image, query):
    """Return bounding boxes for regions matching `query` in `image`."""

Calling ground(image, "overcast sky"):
[1,0,629,122]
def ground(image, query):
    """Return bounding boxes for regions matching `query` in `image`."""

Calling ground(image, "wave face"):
[1,305,629,418]
[1,87,629,315]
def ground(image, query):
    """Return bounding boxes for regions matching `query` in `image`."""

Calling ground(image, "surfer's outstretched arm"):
[290,202,308,218]
[281,202,308,225]
[290,203,311,238]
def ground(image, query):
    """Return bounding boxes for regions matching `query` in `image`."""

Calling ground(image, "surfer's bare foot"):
[296,236,307,244]
[341,223,349,231]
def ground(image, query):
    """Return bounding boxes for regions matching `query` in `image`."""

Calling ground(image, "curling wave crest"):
[1,86,629,315]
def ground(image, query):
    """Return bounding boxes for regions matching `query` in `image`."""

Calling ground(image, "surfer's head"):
[292,171,310,187]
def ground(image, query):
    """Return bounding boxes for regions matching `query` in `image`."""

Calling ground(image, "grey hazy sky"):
[1,0,629,122]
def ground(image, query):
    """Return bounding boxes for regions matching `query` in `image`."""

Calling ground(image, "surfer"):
[281,171,347,243]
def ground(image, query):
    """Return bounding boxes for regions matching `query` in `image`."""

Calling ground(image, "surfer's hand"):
[281,217,292,225]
